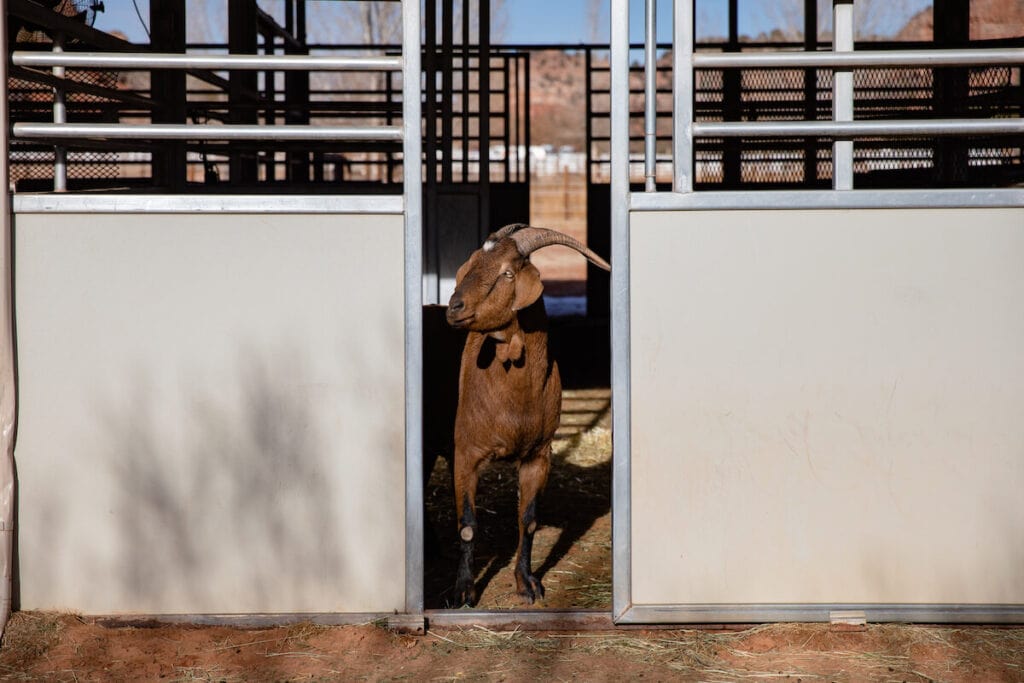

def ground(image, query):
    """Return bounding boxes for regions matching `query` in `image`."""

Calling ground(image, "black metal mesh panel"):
[8,68,121,187]
[688,63,1022,189]
[695,68,834,188]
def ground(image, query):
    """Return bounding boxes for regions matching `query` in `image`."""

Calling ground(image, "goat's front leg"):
[453,451,483,607]
[515,447,550,604]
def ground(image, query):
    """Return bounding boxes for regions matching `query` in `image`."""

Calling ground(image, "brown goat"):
[446,223,611,606]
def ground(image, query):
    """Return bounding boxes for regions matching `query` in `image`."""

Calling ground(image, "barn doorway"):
[419,0,614,611]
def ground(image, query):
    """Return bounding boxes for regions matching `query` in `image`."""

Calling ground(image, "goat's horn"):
[489,223,528,241]
[482,223,528,251]
[509,227,611,272]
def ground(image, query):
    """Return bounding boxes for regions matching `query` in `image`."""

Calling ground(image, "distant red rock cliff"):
[897,0,1024,40]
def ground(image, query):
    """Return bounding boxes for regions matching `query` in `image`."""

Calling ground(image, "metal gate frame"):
[610,0,1024,624]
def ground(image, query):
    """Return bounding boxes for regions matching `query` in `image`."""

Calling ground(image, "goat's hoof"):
[454,581,477,608]
[517,575,545,605]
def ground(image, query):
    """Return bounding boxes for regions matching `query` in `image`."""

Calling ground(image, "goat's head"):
[446,224,611,332]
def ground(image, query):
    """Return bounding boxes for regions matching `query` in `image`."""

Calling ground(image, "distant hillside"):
[529,50,590,150]
[898,0,1024,39]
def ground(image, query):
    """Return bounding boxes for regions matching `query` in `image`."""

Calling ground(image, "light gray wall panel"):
[14,211,406,614]
[630,208,1024,607]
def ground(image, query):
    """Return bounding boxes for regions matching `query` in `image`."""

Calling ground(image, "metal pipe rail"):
[692,119,1024,138]
[11,52,404,71]
[658,0,1023,194]
[12,122,403,142]
[692,47,1024,69]
[10,50,407,158]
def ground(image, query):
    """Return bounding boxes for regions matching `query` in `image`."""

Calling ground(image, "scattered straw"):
[0,611,70,673]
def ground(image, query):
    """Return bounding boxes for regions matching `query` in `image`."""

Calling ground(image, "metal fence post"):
[402,0,424,618]
[610,0,633,622]
[833,0,854,190]
[673,0,694,193]
[52,34,66,192]
[644,0,657,191]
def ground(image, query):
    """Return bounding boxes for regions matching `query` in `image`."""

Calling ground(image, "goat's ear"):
[512,262,544,311]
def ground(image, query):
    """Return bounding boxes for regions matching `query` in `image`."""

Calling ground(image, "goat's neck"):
[486,303,549,364]
[488,317,526,364]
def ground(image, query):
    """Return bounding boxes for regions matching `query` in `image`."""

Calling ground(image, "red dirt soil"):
[2,611,1022,682]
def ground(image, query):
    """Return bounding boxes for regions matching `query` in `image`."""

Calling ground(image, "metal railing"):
[634,0,1024,193]
[9,48,408,190]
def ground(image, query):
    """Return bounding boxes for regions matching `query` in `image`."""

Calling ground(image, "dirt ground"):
[424,388,613,610]
[3,610,1023,682]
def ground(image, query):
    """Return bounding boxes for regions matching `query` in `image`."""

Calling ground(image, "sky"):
[95,0,933,47]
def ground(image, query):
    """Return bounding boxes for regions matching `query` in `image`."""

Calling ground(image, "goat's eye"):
[503,270,514,279]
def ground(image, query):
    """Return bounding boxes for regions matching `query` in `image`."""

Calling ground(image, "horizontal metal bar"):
[425,609,614,631]
[620,604,1024,625]
[12,194,405,214]
[691,118,1024,138]
[92,612,391,629]
[11,51,404,71]
[12,122,403,142]
[628,188,1024,211]
[693,47,1024,69]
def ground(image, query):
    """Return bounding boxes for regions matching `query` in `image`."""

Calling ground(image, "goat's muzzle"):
[446,296,473,328]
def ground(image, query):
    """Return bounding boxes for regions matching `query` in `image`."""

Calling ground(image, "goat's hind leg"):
[514,447,551,604]
[453,454,482,606]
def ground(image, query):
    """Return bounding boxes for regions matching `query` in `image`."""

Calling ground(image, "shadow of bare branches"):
[101,350,347,612]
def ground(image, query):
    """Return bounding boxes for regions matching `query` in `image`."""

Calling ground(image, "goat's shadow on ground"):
[423,389,612,610]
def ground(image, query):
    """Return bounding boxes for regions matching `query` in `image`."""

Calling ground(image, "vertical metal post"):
[512,55,520,182]
[461,3,470,182]
[0,1,17,641]
[285,1,311,184]
[933,0,970,185]
[585,48,593,185]
[803,0,818,186]
[386,72,396,182]
[151,0,186,190]
[523,53,531,192]
[503,58,511,181]
[610,0,632,622]
[261,27,276,182]
[441,0,453,184]
[832,0,854,190]
[402,0,424,617]
[722,0,740,187]
[673,0,695,192]
[479,0,491,232]
[424,0,439,303]
[52,35,67,192]
[229,0,259,185]
[643,0,657,191]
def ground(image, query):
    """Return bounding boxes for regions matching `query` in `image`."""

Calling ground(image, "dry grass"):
[428,623,1024,681]
[0,611,70,679]
[3,610,1024,681]
[428,625,559,652]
